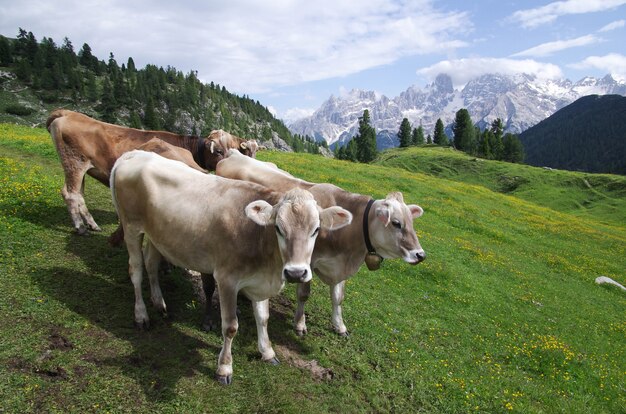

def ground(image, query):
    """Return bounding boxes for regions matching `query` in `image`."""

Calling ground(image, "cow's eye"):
[311,227,320,238]
[391,220,402,230]
[275,225,283,237]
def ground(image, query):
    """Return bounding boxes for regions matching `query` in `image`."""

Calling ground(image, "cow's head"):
[246,188,352,283]
[239,139,259,158]
[368,192,425,265]
[202,138,228,170]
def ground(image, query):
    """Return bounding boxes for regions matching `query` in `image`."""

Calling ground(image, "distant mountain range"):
[289,73,626,149]
[520,94,626,175]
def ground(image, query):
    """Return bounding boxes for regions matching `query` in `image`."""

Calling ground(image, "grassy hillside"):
[376,145,626,227]
[1,124,624,413]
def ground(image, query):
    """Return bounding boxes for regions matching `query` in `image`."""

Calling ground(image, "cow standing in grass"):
[110,150,352,384]
[215,150,426,336]
[46,109,257,235]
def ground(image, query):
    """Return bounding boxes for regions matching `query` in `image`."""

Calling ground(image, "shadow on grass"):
[31,230,316,401]
[4,202,119,233]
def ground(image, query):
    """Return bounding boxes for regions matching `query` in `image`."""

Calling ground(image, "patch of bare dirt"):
[275,344,334,382]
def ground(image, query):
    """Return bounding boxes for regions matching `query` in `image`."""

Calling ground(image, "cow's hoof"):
[76,227,89,236]
[215,374,232,385]
[338,331,349,338]
[134,320,150,330]
[265,357,280,366]
[202,317,216,332]
[295,328,307,337]
[90,225,102,232]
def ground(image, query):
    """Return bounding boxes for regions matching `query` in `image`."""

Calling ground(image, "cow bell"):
[365,253,383,271]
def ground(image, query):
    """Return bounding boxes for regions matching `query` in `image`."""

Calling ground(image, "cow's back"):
[112,151,280,272]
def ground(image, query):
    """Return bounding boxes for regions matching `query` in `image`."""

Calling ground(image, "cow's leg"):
[215,277,238,385]
[294,281,311,336]
[330,280,348,336]
[125,229,148,329]
[60,165,101,234]
[144,240,167,317]
[252,299,279,364]
[201,273,217,331]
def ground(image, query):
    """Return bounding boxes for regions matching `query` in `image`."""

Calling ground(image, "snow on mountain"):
[288,73,626,149]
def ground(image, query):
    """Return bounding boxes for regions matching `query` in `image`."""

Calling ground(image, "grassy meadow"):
[0,124,624,413]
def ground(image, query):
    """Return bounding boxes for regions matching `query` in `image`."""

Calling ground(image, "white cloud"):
[599,19,625,32]
[416,58,564,87]
[0,0,471,95]
[511,35,602,58]
[570,53,626,81]
[511,0,626,29]
[282,107,316,123]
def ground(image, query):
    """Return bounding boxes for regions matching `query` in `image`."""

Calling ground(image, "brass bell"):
[365,253,382,271]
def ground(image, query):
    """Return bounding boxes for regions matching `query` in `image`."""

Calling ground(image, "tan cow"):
[46,109,251,235]
[210,129,259,158]
[216,150,426,336]
[110,150,352,384]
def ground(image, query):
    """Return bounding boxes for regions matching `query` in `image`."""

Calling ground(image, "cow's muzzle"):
[406,249,426,265]
[283,266,311,283]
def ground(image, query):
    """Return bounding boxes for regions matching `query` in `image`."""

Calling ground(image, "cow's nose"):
[415,251,426,263]
[284,267,308,283]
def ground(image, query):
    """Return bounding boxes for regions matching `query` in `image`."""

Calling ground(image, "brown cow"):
[111,150,352,384]
[46,109,248,234]
[215,150,426,336]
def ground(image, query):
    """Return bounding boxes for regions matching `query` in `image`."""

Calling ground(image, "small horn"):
[210,140,216,154]
[240,142,247,150]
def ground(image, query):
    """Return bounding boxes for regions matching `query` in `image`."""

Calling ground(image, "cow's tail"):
[47,110,69,165]
[46,109,66,131]
[109,154,128,217]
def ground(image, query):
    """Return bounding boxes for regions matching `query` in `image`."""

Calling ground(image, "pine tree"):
[129,110,142,129]
[346,139,358,162]
[355,109,378,162]
[452,108,475,152]
[490,118,504,160]
[99,78,117,123]
[412,126,425,145]
[433,118,448,146]
[143,96,161,130]
[398,117,412,147]
[427,134,432,144]
[78,43,96,70]
[502,133,525,163]
[478,129,493,159]
[0,35,12,65]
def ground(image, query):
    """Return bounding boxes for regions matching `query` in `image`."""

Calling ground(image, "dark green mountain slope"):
[519,94,626,174]
[0,28,323,153]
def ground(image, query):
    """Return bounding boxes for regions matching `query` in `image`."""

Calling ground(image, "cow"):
[215,150,426,336]
[110,150,352,384]
[210,129,259,158]
[46,109,252,235]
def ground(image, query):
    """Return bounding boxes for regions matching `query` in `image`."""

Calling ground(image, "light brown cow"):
[110,150,352,384]
[210,129,259,158]
[216,150,426,336]
[46,109,250,235]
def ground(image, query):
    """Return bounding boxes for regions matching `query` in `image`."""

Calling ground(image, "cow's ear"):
[320,206,352,231]
[209,140,216,154]
[245,200,274,226]
[375,202,391,227]
[408,204,424,219]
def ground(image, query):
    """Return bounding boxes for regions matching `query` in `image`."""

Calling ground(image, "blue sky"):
[1,0,625,121]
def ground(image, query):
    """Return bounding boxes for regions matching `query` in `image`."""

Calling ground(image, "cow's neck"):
[180,135,206,169]
[313,193,372,279]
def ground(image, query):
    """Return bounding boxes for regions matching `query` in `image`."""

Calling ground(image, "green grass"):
[1,124,625,413]
[376,145,626,227]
